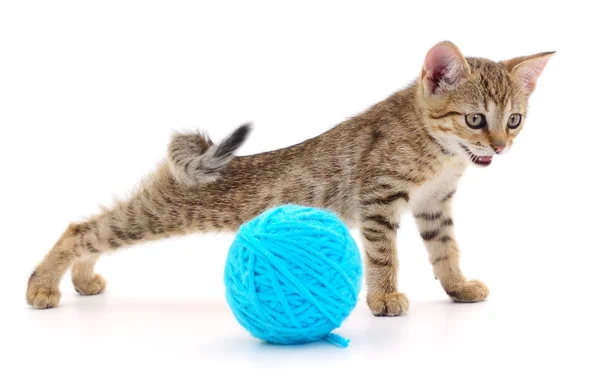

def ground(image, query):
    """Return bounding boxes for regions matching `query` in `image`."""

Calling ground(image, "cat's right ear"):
[502,52,554,96]
[421,41,470,96]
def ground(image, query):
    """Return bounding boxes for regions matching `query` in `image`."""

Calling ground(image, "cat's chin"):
[460,144,493,167]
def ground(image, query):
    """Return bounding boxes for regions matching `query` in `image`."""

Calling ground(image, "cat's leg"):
[26,223,82,309]
[413,191,489,302]
[26,197,183,309]
[27,172,188,309]
[359,191,410,316]
[26,214,136,309]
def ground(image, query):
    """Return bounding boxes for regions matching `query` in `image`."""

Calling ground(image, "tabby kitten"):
[27,42,553,316]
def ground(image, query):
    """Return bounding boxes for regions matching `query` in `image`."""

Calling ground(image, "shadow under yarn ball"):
[224,204,362,347]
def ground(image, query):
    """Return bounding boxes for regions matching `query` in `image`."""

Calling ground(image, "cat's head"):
[418,41,553,167]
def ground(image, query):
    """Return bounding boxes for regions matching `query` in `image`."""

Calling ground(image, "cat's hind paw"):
[73,274,107,296]
[26,275,62,309]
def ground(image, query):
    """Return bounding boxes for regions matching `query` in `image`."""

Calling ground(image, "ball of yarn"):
[224,204,362,347]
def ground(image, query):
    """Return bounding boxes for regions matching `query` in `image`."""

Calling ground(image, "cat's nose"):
[491,143,506,154]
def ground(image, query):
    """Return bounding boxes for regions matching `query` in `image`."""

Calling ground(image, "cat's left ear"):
[421,41,471,96]
[502,51,555,96]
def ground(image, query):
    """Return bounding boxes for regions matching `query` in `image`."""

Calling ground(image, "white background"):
[1,1,598,382]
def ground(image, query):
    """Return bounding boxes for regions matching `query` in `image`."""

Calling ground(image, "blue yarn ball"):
[224,205,362,347]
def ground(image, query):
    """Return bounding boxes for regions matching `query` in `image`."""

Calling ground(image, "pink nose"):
[492,144,506,154]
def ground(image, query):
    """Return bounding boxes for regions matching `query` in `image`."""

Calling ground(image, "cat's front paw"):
[26,274,61,309]
[72,274,107,296]
[367,292,410,316]
[445,279,489,303]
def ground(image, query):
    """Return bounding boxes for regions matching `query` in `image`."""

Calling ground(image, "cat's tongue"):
[474,155,493,166]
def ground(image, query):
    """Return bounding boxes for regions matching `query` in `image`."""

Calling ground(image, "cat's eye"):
[465,113,486,129]
[507,114,522,129]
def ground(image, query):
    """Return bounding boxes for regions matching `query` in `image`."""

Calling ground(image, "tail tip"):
[232,123,252,145]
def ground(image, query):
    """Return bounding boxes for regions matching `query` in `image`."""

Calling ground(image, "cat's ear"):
[421,41,470,96]
[502,52,555,96]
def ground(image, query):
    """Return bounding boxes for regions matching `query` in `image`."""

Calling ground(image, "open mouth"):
[460,144,493,167]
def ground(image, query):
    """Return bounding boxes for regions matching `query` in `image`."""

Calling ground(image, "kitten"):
[27,42,553,315]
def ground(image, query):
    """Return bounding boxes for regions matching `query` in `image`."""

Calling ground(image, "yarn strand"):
[324,333,350,348]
